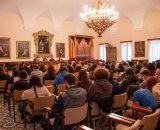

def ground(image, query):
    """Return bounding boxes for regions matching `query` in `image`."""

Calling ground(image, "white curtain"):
[99,44,107,61]
[149,40,160,62]
[121,42,132,61]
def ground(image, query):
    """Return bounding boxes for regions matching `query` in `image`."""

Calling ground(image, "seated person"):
[120,67,139,93]
[10,70,29,94]
[125,88,157,119]
[50,73,87,130]
[152,69,160,102]
[87,68,113,113]
[22,75,51,101]
[53,66,67,87]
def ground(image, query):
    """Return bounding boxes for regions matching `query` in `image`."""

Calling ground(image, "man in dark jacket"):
[87,68,113,113]
[10,70,29,94]
[120,67,139,93]
[50,73,87,130]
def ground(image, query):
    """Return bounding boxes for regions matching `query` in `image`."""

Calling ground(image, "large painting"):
[56,43,65,58]
[135,41,145,57]
[33,30,54,58]
[16,41,30,59]
[0,37,10,59]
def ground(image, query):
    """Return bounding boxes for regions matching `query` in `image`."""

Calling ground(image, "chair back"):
[32,94,55,115]
[141,109,160,130]
[13,90,25,102]
[58,84,66,93]
[89,101,101,117]
[64,103,88,125]
[0,80,7,89]
[124,119,141,130]
[45,80,54,86]
[113,72,118,79]
[46,85,54,94]
[7,84,13,93]
[112,92,128,112]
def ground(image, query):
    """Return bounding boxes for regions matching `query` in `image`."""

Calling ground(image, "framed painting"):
[56,43,65,58]
[33,30,54,58]
[16,41,30,59]
[0,37,10,59]
[135,41,145,57]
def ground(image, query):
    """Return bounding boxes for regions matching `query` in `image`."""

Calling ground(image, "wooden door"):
[106,47,117,63]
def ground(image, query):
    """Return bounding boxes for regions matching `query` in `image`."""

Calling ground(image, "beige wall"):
[0,11,160,62]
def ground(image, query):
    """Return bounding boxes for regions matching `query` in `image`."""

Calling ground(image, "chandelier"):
[80,0,118,37]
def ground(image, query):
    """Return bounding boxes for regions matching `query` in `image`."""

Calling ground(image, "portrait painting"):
[135,41,145,57]
[56,43,65,58]
[0,37,10,59]
[33,30,54,58]
[16,41,30,59]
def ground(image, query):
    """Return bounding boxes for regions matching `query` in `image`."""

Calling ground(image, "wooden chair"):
[88,101,102,128]
[78,125,93,130]
[0,80,7,104]
[46,85,54,94]
[58,84,66,94]
[25,94,56,130]
[44,80,54,86]
[107,106,160,130]
[12,90,25,122]
[5,84,13,115]
[112,93,128,114]
[44,103,88,130]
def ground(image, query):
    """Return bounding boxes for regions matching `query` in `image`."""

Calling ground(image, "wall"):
[0,11,160,62]
[98,11,160,62]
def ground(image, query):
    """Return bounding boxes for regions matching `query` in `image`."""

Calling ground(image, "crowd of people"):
[0,59,160,129]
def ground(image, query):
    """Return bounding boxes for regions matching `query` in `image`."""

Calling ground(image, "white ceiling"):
[0,0,160,32]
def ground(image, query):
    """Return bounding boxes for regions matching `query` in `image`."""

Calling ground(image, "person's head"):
[140,69,149,80]
[59,65,67,73]
[125,67,135,76]
[128,61,134,67]
[67,65,74,73]
[110,63,116,72]
[156,69,160,81]
[147,63,155,71]
[13,69,19,77]
[105,64,110,70]
[78,69,88,81]
[64,73,76,87]
[75,65,82,72]
[47,64,56,75]
[142,62,148,68]
[19,70,28,79]
[94,68,109,80]
[118,63,125,72]
[29,75,43,88]
[39,64,46,72]
[156,62,160,69]
[33,64,39,70]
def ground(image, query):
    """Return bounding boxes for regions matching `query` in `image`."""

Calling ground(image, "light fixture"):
[80,0,118,37]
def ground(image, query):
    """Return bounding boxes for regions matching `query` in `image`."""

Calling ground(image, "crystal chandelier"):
[80,0,118,37]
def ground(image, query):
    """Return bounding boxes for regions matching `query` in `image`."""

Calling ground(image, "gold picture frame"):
[56,43,65,58]
[0,37,10,59]
[135,41,145,57]
[33,30,54,58]
[16,41,31,59]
